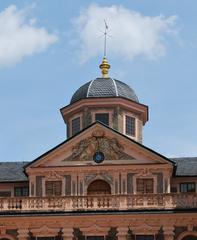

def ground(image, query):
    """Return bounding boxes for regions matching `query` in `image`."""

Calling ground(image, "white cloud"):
[72,4,177,63]
[0,5,58,67]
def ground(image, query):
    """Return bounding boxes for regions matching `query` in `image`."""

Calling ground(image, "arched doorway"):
[182,236,197,240]
[0,236,16,240]
[87,180,111,195]
[178,232,197,240]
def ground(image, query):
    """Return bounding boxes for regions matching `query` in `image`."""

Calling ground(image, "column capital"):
[17,229,29,240]
[0,225,6,235]
[163,225,174,240]
[163,225,174,233]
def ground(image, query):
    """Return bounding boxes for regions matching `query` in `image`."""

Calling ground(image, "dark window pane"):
[14,188,21,196]
[146,179,154,193]
[72,117,80,135]
[14,187,29,197]
[95,113,109,125]
[125,116,135,136]
[46,181,62,196]
[180,183,195,193]
[137,179,144,193]
[171,187,177,193]
[137,179,153,194]
[22,187,29,196]
[46,182,53,196]
[0,191,11,197]
[188,183,195,192]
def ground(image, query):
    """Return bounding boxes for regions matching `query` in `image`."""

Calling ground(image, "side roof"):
[0,158,196,183]
[0,162,28,182]
[171,157,197,176]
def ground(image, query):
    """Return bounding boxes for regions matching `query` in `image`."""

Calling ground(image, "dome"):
[70,78,139,104]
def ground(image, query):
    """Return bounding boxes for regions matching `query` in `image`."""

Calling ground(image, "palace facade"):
[0,57,197,240]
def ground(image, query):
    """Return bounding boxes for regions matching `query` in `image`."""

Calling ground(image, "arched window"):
[87,180,111,195]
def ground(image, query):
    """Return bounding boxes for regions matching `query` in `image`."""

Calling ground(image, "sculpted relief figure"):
[64,136,134,161]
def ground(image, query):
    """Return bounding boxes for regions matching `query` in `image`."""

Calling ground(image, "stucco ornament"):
[65,134,134,161]
[46,171,62,180]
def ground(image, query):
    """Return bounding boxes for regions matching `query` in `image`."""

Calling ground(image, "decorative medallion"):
[93,151,105,163]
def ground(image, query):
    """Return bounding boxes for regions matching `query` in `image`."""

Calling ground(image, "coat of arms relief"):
[64,130,134,161]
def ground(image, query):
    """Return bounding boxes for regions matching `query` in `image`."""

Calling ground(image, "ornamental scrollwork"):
[64,136,134,161]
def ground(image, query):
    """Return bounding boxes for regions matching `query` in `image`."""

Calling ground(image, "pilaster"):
[117,227,128,240]
[62,227,73,240]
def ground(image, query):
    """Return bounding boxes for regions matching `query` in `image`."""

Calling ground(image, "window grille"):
[125,116,135,136]
[45,181,62,196]
[180,182,196,193]
[0,191,11,197]
[72,117,81,135]
[137,179,153,194]
[14,187,29,196]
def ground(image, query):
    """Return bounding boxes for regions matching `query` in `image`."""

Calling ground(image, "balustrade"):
[0,193,196,212]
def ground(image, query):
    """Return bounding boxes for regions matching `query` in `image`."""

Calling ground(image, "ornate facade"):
[0,57,197,240]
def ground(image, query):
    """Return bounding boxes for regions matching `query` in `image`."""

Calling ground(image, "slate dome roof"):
[70,78,139,104]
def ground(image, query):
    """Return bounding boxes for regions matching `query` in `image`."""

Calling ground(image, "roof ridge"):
[170,157,197,160]
[112,78,118,96]
[0,161,29,163]
[86,79,95,97]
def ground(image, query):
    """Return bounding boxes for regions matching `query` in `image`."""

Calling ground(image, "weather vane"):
[99,19,111,78]
[103,19,108,57]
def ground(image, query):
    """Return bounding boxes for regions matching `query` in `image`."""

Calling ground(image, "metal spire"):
[104,19,108,57]
[99,20,110,78]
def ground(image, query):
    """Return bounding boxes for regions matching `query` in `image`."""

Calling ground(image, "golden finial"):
[99,20,110,78]
[99,57,110,78]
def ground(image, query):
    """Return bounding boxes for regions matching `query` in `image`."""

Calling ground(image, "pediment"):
[26,122,174,169]
[64,130,134,162]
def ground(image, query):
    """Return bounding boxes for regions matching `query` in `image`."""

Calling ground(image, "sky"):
[0,0,197,162]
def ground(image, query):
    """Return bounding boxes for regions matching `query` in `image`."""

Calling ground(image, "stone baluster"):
[17,229,29,240]
[163,225,174,240]
[93,196,98,209]
[119,196,127,210]
[62,227,73,240]
[2,198,8,211]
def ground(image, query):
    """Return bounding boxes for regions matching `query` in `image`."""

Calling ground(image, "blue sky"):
[0,0,197,162]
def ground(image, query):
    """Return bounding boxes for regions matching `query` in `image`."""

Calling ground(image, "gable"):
[64,132,134,162]
[25,122,174,171]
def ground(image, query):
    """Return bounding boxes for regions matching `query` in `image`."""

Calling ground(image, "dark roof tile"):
[70,78,139,104]
[0,162,28,182]
[170,157,197,176]
[0,157,196,182]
